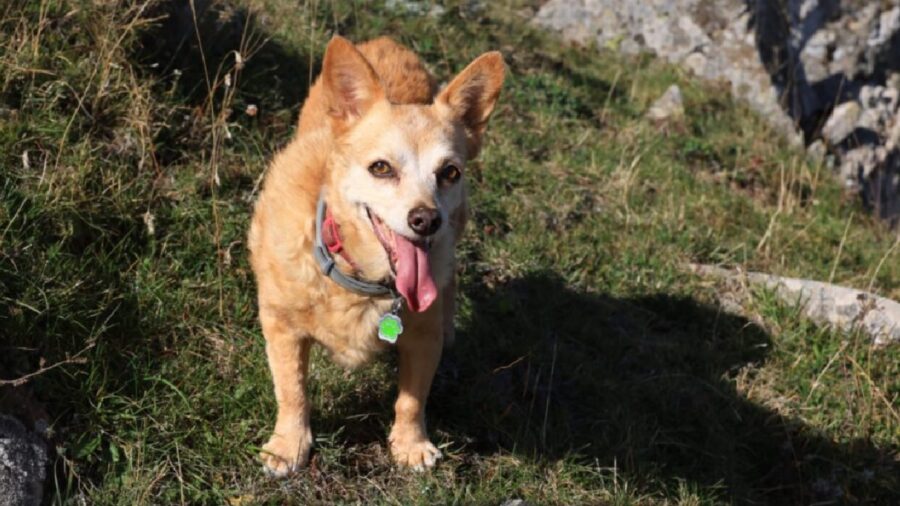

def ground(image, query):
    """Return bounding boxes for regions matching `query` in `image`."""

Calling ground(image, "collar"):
[313,193,397,298]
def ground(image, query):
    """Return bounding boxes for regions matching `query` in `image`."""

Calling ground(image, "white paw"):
[260,429,312,477]
[389,432,442,470]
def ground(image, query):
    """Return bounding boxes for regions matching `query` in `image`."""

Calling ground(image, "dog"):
[248,35,505,475]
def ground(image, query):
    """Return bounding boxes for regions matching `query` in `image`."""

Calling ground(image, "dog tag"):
[378,297,404,344]
[378,313,403,344]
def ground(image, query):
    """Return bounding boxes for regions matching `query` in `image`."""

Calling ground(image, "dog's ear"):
[321,35,385,127]
[436,51,505,159]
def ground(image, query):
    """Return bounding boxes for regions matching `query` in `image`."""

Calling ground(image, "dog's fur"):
[248,36,504,474]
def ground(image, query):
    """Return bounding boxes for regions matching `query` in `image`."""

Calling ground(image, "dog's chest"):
[310,295,395,368]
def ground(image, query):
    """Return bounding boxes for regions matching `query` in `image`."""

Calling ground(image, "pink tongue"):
[394,235,437,312]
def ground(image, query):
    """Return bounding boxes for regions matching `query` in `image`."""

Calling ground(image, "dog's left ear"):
[436,52,506,159]
[321,35,385,128]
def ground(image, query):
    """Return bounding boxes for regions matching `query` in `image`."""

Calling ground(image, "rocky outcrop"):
[535,0,900,226]
[0,416,47,506]
[534,0,802,142]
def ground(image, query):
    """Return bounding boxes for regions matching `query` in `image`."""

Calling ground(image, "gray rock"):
[534,0,802,144]
[800,28,836,83]
[384,0,446,17]
[807,139,828,163]
[888,72,900,91]
[868,7,900,48]
[886,115,900,151]
[822,101,861,145]
[534,0,900,223]
[0,416,47,506]
[646,84,685,121]
[857,85,898,132]
[692,264,900,346]
[500,500,529,506]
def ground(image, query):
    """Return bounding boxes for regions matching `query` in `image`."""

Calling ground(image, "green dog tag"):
[378,313,403,344]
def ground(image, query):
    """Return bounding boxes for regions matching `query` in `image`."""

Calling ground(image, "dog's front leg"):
[259,308,313,476]
[389,306,443,470]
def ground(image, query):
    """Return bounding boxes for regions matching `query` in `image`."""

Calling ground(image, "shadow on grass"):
[133,0,314,164]
[428,272,898,504]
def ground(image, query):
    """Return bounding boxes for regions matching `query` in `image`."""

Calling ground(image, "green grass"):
[1,0,898,504]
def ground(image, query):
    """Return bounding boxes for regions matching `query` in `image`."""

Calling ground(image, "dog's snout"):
[407,206,441,236]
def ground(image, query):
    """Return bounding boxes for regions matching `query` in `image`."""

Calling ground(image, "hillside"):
[1,1,898,504]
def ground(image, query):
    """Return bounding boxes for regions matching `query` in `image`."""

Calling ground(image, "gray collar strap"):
[314,194,397,298]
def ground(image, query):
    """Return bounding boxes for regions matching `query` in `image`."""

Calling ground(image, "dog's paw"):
[389,429,442,471]
[260,429,312,477]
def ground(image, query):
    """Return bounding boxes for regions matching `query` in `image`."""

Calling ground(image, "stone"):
[888,72,900,91]
[800,28,836,83]
[0,415,47,506]
[822,101,861,145]
[384,0,446,18]
[868,7,900,48]
[807,139,828,164]
[534,0,802,143]
[646,84,684,122]
[683,51,708,76]
[840,145,880,188]
[534,0,900,223]
[886,116,900,150]
[692,264,900,346]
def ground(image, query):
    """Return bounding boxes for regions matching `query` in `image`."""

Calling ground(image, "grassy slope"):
[1,0,898,504]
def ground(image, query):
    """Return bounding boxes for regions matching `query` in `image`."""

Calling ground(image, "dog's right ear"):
[321,35,385,127]
[436,51,505,159]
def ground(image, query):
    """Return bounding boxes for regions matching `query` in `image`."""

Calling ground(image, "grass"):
[1,0,898,504]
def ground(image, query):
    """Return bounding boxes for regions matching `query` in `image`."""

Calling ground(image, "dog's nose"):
[407,206,441,236]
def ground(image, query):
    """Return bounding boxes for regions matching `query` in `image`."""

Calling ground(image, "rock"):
[385,0,446,18]
[646,84,684,122]
[822,101,861,145]
[800,28,836,83]
[683,51,708,76]
[856,85,898,132]
[533,0,802,144]
[888,72,900,91]
[691,264,900,346]
[0,416,47,506]
[500,500,529,506]
[807,139,827,163]
[840,145,881,187]
[886,115,900,150]
[534,0,900,223]
[868,7,900,48]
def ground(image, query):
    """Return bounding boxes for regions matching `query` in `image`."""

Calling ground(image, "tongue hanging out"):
[393,234,437,312]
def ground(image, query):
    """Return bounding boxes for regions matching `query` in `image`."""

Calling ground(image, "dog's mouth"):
[366,207,437,313]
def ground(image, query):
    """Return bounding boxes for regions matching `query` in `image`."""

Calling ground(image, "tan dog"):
[248,36,504,475]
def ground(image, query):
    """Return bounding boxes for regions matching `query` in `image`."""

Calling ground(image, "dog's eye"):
[437,164,461,185]
[368,160,395,178]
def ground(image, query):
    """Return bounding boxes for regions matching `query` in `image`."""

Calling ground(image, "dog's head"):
[320,36,505,313]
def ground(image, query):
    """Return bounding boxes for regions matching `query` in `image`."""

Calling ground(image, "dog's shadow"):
[420,272,898,504]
